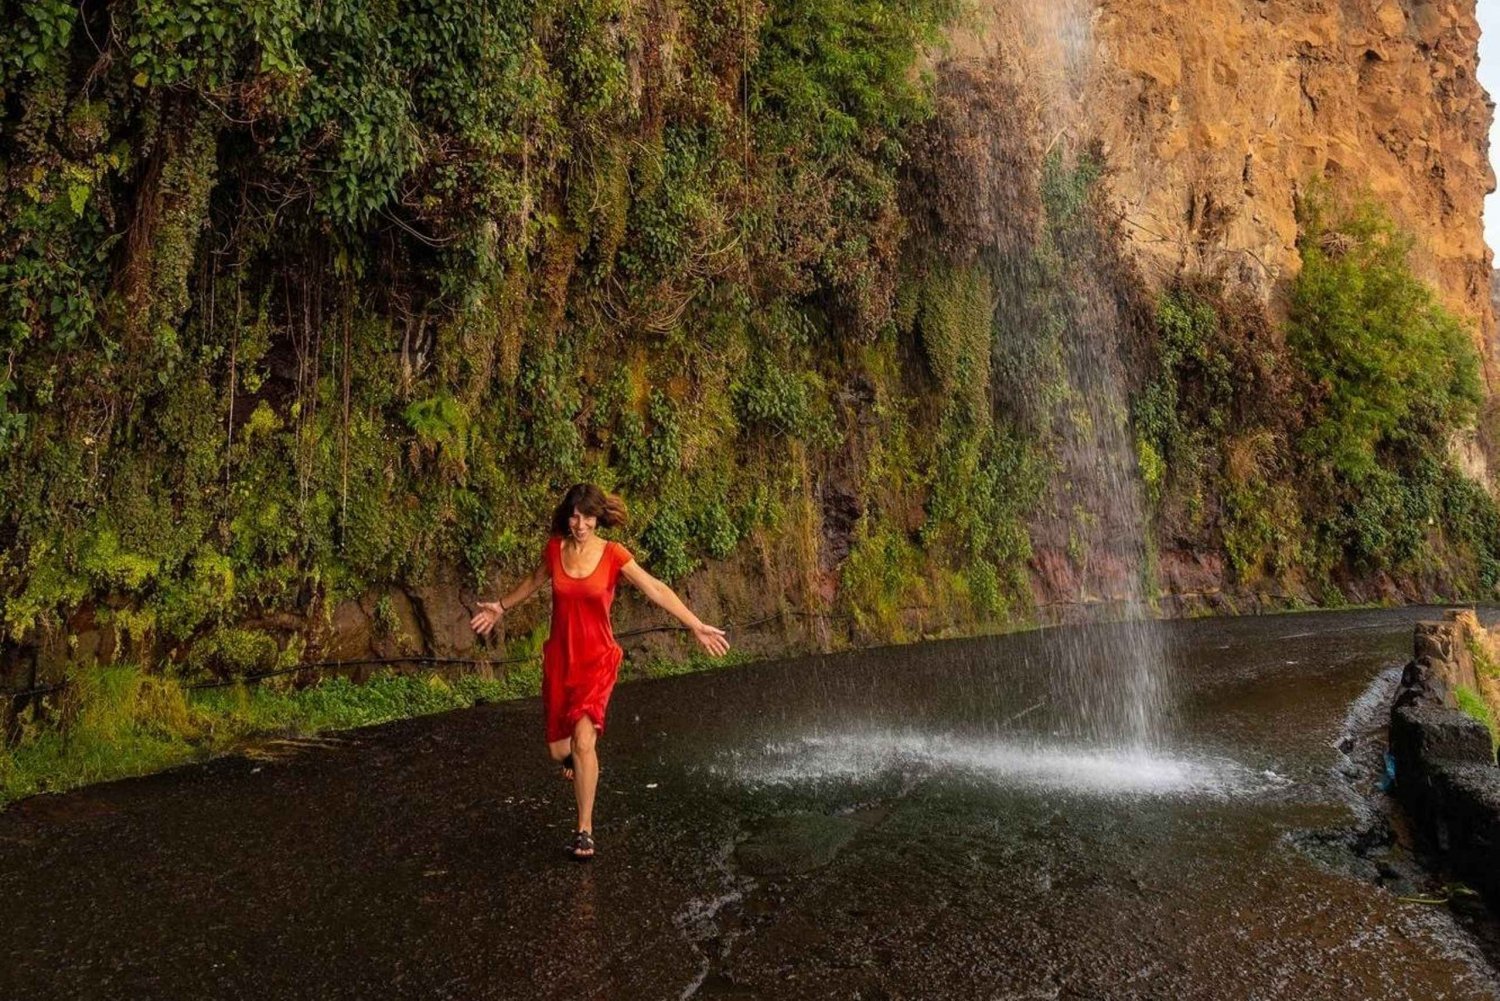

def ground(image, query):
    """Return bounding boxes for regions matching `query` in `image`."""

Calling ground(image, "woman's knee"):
[571,717,598,754]
[547,739,572,762]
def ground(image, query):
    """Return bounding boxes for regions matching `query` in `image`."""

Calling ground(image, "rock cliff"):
[964,0,1496,360]
[3,1,1498,692]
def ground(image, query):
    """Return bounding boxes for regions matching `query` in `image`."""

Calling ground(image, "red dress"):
[541,536,633,743]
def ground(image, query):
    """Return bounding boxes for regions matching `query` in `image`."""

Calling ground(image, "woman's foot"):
[560,753,575,782]
[566,829,595,860]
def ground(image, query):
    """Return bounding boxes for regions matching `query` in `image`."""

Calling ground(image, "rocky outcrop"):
[1388,609,1500,911]
[5,3,1495,695]
[963,1,1495,359]
[1094,0,1494,350]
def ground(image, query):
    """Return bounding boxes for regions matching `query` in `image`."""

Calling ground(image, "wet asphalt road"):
[3,607,1499,1000]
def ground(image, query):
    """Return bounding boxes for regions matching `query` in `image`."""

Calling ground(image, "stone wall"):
[1388,609,1500,910]
[1411,609,1486,696]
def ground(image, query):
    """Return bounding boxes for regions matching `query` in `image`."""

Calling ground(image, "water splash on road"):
[704,730,1287,799]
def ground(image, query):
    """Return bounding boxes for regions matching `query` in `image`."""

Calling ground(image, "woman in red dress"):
[469,483,729,859]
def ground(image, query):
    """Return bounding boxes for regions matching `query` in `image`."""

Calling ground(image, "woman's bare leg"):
[570,715,601,838]
[548,737,574,780]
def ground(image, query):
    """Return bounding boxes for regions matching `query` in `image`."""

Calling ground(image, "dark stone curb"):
[1388,628,1500,912]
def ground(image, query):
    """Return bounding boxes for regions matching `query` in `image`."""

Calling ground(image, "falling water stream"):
[1032,0,1173,750]
[986,0,1172,750]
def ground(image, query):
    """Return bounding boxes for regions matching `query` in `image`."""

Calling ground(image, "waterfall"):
[995,0,1173,747]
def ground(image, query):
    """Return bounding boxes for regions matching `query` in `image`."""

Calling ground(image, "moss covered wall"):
[2,1,1498,692]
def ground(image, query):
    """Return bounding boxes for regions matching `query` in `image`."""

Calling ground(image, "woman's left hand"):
[692,623,730,657]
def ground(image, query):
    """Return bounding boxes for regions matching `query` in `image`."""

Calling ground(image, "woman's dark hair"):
[550,483,629,536]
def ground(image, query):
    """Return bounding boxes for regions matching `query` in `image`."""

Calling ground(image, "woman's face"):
[568,507,598,542]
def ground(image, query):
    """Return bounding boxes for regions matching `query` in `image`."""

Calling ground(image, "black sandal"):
[560,753,575,780]
[566,829,595,860]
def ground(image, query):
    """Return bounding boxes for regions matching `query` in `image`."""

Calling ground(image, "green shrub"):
[1288,190,1491,582]
[1133,290,1234,503]
[1290,191,1480,486]
[1135,196,1500,593]
[923,414,1041,574]
[185,627,286,677]
[752,0,957,325]
[966,560,1003,619]
[1221,473,1302,582]
[731,355,831,442]
[915,260,993,420]
[840,517,923,641]
[693,499,740,561]
[404,392,471,471]
[644,391,683,474]
[1444,476,1500,591]
[640,503,697,582]
[613,409,653,486]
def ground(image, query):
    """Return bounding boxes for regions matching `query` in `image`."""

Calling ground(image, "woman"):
[469,483,730,859]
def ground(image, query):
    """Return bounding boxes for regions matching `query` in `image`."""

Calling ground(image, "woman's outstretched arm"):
[469,561,549,637]
[619,559,730,656]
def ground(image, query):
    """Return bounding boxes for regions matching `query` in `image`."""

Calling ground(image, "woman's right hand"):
[469,601,506,636]
[692,623,730,657]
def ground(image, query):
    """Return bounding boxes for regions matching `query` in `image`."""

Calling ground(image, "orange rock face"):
[961,0,1496,360]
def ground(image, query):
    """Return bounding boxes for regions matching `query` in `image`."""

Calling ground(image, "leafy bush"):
[1290,192,1481,485]
[185,627,286,677]
[731,352,833,442]
[752,0,957,327]
[404,392,471,472]
[1289,190,1490,581]
[1135,196,1499,594]
[1134,290,1245,505]
[914,260,993,422]
[840,518,923,640]
[640,504,697,582]
[923,413,1041,575]
[693,499,740,561]
[1443,475,1500,591]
